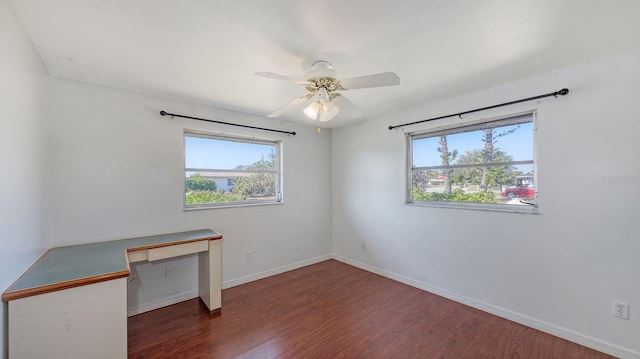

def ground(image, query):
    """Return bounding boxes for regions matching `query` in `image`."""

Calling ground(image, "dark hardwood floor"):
[128,260,615,359]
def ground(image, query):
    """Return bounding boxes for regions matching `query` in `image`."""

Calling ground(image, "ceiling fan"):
[255,61,400,122]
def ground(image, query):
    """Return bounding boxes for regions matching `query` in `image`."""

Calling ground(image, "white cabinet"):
[9,278,127,359]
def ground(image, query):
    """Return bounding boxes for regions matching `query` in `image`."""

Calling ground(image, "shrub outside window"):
[407,113,536,212]
[184,131,282,209]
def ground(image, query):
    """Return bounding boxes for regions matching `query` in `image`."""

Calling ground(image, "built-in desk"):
[2,229,223,359]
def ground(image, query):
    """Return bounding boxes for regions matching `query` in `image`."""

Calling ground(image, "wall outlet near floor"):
[613,301,630,320]
[165,265,176,278]
[247,250,253,261]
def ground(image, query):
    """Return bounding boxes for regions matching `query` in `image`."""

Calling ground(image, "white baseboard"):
[222,254,332,289]
[332,254,639,359]
[127,290,199,317]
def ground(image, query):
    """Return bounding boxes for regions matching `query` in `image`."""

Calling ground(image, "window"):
[407,113,536,212]
[184,130,282,209]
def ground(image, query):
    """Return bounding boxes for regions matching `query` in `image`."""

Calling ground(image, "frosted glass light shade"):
[319,101,339,122]
[303,101,321,120]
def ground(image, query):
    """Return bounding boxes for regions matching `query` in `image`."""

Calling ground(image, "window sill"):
[184,201,284,211]
[406,201,538,214]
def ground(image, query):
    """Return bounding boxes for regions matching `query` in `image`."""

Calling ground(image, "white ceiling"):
[9,0,640,128]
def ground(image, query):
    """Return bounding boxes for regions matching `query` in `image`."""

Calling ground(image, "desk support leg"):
[198,240,222,315]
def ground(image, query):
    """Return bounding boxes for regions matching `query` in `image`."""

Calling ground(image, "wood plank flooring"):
[128,259,615,359]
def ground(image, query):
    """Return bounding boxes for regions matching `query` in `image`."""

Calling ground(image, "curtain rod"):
[160,111,296,136]
[388,88,569,131]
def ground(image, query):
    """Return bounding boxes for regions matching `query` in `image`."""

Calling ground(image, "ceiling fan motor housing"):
[305,61,342,93]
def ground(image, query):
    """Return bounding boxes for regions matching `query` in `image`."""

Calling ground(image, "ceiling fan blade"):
[255,72,310,86]
[267,93,314,118]
[339,72,400,90]
[333,94,363,119]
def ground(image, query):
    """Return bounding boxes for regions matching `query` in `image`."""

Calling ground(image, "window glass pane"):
[413,123,533,167]
[412,164,534,206]
[184,132,280,208]
[185,135,276,170]
[409,115,535,210]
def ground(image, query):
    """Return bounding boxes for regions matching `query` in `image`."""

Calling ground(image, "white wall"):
[0,1,51,358]
[44,77,333,314]
[332,49,640,358]
[3,0,637,355]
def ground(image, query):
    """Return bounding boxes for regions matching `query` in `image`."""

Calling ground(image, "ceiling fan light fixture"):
[319,101,339,122]
[303,101,321,120]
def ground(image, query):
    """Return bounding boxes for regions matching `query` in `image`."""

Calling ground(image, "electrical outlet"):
[165,265,176,278]
[246,250,253,261]
[613,301,630,320]
[361,242,366,250]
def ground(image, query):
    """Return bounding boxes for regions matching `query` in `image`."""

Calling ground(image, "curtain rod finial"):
[160,110,168,116]
[558,88,569,95]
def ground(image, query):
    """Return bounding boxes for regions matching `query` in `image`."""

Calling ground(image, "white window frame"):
[406,112,538,213]
[183,130,283,210]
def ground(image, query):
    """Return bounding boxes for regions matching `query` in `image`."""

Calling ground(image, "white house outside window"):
[407,113,536,212]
